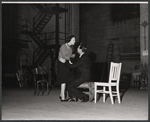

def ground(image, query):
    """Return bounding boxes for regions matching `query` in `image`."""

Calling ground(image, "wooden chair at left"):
[16,70,28,88]
[33,66,50,95]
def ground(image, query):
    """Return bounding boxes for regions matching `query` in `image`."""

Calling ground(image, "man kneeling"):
[64,43,91,102]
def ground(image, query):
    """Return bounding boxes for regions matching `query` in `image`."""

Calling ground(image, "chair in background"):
[139,73,148,90]
[134,74,140,89]
[94,62,122,104]
[16,70,27,88]
[33,66,50,95]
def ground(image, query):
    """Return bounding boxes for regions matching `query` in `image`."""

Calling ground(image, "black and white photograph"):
[2,1,149,120]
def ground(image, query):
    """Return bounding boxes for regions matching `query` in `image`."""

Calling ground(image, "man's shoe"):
[81,98,89,102]
[67,97,78,102]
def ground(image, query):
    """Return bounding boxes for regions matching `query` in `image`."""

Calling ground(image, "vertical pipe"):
[144,27,146,50]
[55,4,59,60]
[53,4,60,86]
[70,4,72,34]
[20,49,22,71]
[65,4,66,42]
[68,4,70,35]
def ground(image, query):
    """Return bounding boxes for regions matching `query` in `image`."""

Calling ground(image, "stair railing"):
[33,46,44,64]
[20,19,33,32]
[38,32,47,45]
[22,54,33,67]
[44,31,56,44]
[33,11,44,30]
[41,65,48,75]
[59,31,67,42]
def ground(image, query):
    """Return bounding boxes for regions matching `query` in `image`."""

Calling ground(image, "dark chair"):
[16,70,27,88]
[139,73,148,90]
[134,74,140,88]
[33,67,50,95]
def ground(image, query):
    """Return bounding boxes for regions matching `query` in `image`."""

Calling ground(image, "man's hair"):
[79,42,87,53]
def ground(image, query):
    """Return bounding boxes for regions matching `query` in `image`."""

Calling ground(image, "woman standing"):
[56,35,76,101]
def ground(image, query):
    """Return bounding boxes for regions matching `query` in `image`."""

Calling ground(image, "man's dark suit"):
[65,53,91,100]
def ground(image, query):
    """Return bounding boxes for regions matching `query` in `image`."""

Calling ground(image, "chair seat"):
[95,82,117,86]
[37,79,48,83]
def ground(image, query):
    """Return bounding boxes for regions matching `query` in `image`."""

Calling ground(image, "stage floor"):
[2,87,148,120]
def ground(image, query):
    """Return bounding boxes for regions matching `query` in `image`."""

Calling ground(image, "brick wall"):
[80,4,141,73]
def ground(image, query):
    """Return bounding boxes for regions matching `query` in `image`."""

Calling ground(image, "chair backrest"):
[34,67,49,81]
[108,62,122,84]
[136,75,140,81]
[16,73,20,81]
[36,67,48,75]
[140,73,147,82]
[16,70,23,81]
[32,69,36,82]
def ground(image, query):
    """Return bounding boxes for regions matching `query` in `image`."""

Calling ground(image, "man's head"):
[77,43,87,54]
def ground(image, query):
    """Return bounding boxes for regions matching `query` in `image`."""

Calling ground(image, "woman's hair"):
[78,42,87,53]
[66,35,75,43]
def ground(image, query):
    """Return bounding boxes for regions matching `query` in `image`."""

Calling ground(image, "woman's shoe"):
[59,96,68,102]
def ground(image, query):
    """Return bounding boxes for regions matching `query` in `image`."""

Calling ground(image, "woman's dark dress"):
[56,60,70,85]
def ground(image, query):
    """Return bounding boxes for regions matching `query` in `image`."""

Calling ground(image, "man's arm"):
[65,55,85,68]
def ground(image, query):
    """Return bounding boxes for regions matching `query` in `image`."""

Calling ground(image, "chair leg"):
[89,86,92,102]
[37,82,41,95]
[109,86,114,104]
[37,83,38,94]
[94,83,97,103]
[47,82,49,95]
[34,84,37,95]
[103,87,106,102]
[134,81,136,88]
[47,83,49,91]
[117,86,121,104]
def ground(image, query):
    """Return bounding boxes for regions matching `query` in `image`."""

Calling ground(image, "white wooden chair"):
[94,62,122,104]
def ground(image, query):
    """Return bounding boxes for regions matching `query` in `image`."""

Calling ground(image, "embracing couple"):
[56,35,91,102]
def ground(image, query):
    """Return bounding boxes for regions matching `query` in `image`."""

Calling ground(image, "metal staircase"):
[22,30,46,47]
[21,4,67,70]
[33,12,52,34]
[21,5,56,66]
[33,46,52,66]
[34,4,46,10]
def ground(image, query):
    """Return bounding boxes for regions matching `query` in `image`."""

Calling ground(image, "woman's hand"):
[69,60,73,64]
[59,57,66,63]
